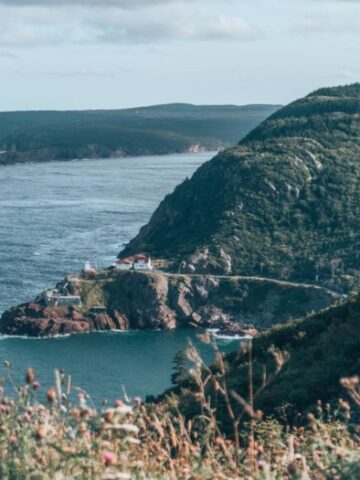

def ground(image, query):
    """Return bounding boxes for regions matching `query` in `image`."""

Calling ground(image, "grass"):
[0,338,359,479]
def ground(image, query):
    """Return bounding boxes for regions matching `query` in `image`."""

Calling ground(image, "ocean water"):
[0,152,241,403]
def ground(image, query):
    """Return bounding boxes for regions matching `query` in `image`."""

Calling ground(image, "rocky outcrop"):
[0,270,341,337]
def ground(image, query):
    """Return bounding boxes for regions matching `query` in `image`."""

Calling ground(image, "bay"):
[0,152,241,403]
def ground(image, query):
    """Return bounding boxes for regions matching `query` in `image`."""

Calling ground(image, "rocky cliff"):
[0,270,340,337]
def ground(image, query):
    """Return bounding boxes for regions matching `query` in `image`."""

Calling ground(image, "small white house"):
[42,289,81,307]
[116,258,133,270]
[115,254,153,271]
[133,254,153,271]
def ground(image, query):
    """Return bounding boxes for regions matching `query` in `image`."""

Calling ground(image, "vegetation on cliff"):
[122,84,360,290]
[0,103,279,165]
[170,292,360,425]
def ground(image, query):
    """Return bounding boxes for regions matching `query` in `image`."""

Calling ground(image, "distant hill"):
[122,84,360,292]
[0,103,280,165]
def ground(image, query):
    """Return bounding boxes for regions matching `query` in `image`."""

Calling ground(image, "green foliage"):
[0,103,279,164]
[123,84,360,290]
[172,294,360,420]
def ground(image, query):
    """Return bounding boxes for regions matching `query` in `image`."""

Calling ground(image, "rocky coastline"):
[0,269,340,338]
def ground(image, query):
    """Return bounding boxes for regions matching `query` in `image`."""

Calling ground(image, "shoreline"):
[0,148,220,168]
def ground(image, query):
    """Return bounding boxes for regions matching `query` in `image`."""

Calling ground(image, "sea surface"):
[0,152,241,403]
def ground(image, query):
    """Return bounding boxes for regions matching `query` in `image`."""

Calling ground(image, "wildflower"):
[9,435,17,444]
[103,451,117,466]
[134,396,141,405]
[71,408,80,419]
[114,399,123,408]
[35,426,47,440]
[25,368,35,384]
[115,405,133,415]
[22,412,30,422]
[104,409,115,423]
[47,388,56,403]
[32,381,41,390]
[258,459,268,470]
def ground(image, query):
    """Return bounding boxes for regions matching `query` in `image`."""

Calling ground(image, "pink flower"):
[103,451,117,465]
[22,412,30,422]
[32,381,41,390]
[10,435,17,444]
[258,459,267,470]
[114,399,123,408]
[134,396,141,405]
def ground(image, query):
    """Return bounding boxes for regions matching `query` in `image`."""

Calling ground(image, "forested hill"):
[0,103,280,165]
[121,83,360,291]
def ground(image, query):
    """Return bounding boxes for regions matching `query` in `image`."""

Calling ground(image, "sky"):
[0,0,359,111]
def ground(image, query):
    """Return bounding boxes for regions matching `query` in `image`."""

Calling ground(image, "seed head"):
[26,368,35,385]
[47,388,56,403]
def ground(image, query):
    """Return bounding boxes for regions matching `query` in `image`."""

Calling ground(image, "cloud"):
[0,2,257,47]
[336,69,359,80]
[0,50,18,58]
[292,0,360,34]
[90,6,256,44]
[0,0,192,7]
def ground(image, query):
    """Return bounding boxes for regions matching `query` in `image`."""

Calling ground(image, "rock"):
[219,247,232,275]
[0,270,338,337]
[216,323,258,337]
[110,309,130,330]
[191,312,202,324]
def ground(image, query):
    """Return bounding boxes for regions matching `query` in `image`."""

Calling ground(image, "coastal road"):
[158,271,345,299]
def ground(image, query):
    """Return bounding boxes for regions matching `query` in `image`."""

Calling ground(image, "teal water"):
[0,152,241,403]
[0,330,241,404]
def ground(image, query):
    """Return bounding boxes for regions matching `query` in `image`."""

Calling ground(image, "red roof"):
[117,258,133,265]
[117,254,150,265]
[133,254,149,262]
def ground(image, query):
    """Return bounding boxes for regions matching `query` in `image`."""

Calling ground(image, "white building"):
[116,258,133,270]
[115,254,153,271]
[42,289,81,307]
[84,260,94,273]
[133,254,153,271]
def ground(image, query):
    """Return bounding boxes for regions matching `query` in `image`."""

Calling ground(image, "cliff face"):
[121,84,360,290]
[0,271,339,337]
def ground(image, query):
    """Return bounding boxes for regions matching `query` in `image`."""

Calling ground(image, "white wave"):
[213,333,253,342]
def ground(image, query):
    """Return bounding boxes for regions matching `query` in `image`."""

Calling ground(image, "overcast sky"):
[0,0,359,111]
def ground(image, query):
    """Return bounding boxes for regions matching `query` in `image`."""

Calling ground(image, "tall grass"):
[0,337,359,479]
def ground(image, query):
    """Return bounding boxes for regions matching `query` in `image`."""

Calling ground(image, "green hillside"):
[0,103,279,164]
[170,292,360,428]
[122,84,360,291]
